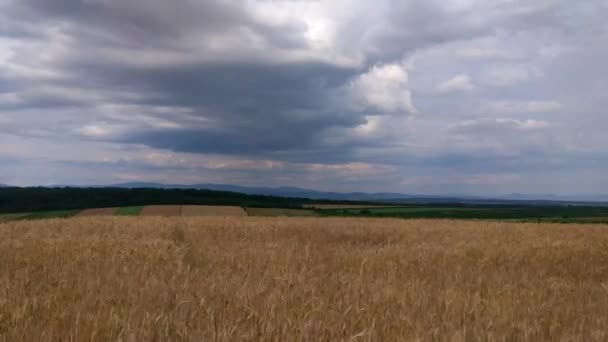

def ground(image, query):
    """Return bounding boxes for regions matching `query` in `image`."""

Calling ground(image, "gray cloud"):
[0,0,606,195]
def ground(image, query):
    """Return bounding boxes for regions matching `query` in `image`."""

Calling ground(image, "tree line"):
[0,187,314,213]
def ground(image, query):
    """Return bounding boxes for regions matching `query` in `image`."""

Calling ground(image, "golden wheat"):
[2,217,608,341]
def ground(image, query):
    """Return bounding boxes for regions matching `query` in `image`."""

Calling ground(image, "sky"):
[0,0,607,196]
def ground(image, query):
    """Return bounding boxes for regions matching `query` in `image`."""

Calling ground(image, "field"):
[2,187,607,223]
[0,205,301,220]
[17,210,80,220]
[304,204,396,210]
[3,203,608,223]
[246,208,318,217]
[321,205,608,222]
[140,205,183,217]
[77,208,118,216]
[115,206,143,216]
[181,205,247,217]
[0,214,27,222]
[2,217,608,341]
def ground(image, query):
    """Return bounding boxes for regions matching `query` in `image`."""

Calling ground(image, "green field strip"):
[0,213,29,222]
[18,210,81,221]
[115,206,144,216]
[355,207,488,214]
[246,208,319,217]
[318,205,608,221]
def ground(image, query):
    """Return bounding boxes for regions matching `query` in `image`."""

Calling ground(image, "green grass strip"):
[246,208,318,217]
[115,206,144,216]
[19,210,80,221]
[0,213,29,222]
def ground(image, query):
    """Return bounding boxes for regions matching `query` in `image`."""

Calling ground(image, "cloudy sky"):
[0,0,606,195]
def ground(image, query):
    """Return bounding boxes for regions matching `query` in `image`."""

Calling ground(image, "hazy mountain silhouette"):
[98,182,608,204]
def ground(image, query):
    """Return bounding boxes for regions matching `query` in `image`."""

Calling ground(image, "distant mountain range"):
[2,182,607,204]
[499,193,608,203]
[98,182,608,204]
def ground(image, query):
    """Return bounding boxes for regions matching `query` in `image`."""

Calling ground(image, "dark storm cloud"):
[16,0,309,49]
[64,59,365,155]
[97,62,354,111]
[3,0,373,157]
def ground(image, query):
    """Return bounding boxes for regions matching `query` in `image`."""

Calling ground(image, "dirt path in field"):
[77,208,118,217]
[181,205,247,217]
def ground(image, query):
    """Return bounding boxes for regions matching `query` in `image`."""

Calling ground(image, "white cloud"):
[355,115,383,137]
[437,74,474,93]
[416,34,528,61]
[455,118,551,132]
[78,125,111,138]
[348,62,418,114]
[511,119,551,130]
[482,100,562,115]
[481,64,543,87]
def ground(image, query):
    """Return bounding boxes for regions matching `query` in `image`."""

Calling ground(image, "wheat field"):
[2,217,608,341]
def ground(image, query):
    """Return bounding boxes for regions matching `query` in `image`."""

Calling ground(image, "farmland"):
[17,210,80,221]
[0,205,254,220]
[77,208,118,216]
[2,187,608,223]
[2,216,608,341]
[0,214,27,222]
[115,206,143,216]
[320,205,608,223]
[246,207,318,217]
[3,203,608,223]
[140,205,183,217]
[0,187,310,214]
[182,205,247,217]
[303,204,398,210]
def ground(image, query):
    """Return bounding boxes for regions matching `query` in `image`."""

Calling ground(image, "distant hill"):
[40,182,608,204]
[499,193,608,203]
[105,182,427,201]
[100,182,608,204]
